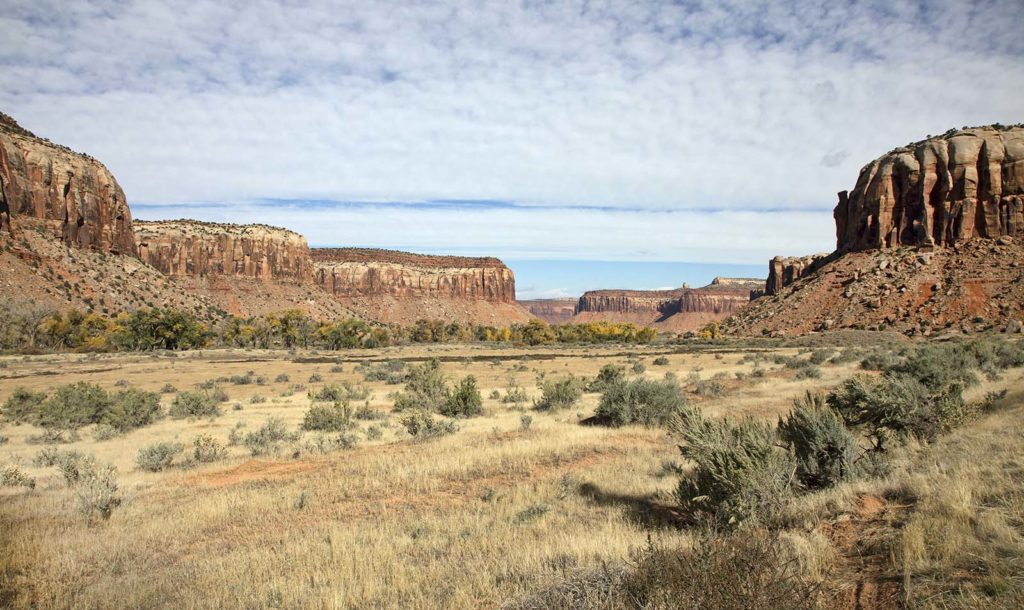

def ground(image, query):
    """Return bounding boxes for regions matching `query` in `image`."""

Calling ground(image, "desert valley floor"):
[2,337,1023,609]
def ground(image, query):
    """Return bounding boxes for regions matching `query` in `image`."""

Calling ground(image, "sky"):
[2,0,1023,298]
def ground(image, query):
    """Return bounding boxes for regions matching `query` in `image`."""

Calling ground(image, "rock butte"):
[0,112,136,255]
[735,123,1024,336]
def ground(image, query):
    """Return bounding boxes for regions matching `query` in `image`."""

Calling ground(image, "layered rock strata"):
[766,254,830,296]
[518,299,578,324]
[834,125,1024,252]
[135,220,311,282]
[0,112,136,254]
[312,248,517,303]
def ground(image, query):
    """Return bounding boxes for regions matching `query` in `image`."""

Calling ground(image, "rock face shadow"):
[577,482,683,529]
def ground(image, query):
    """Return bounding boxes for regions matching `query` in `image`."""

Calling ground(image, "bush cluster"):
[533,375,584,411]
[168,390,223,419]
[1,383,161,433]
[594,378,686,427]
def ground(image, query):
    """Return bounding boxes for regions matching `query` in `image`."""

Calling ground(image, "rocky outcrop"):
[0,112,136,254]
[834,125,1024,252]
[680,277,764,313]
[766,254,830,296]
[575,287,689,317]
[312,248,517,303]
[135,220,311,283]
[518,299,578,324]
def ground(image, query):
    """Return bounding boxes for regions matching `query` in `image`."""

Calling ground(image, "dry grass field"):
[0,340,1022,609]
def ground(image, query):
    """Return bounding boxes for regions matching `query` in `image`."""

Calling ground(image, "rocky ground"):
[725,238,1024,336]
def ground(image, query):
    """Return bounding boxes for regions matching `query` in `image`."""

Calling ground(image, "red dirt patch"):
[821,494,904,610]
[191,459,321,488]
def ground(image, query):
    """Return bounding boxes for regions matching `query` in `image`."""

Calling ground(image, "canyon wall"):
[518,299,577,324]
[834,125,1024,252]
[312,248,517,303]
[765,254,830,296]
[135,220,311,283]
[574,287,689,317]
[0,112,136,254]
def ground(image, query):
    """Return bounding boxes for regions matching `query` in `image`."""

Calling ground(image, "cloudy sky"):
[2,0,1023,297]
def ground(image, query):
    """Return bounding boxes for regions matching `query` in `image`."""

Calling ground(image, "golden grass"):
[2,343,1016,608]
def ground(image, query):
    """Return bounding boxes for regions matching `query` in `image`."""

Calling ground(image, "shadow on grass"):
[578,482,684,529]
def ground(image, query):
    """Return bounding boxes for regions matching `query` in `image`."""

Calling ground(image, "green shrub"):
[1,388,47,424]
[274,373,290,383]
[92,424,119,441]
[168,391,222,419]
[365,425,383,440]
[160,383,177,394]
[392,359,448,411]
[75,457,120,523]
[520,414,533,431]
[794,366,822,379]
[1,464,36,489]
[103,389,161,431]
[308,381,371,403]
[807,349,834,365]
[587,364,625,392]
[827,374,955,449]
[500,378,529,405]
[192,434,227,463]
[778,392,856,490]
[694,379,725,398]
[250,394,267,404]
[533,375,584,411]
[631,361,647,374]
[359,360,406,384]
[674,407,794,525]
[136,442,184,472]
[440,376,483,417]
[653,356,670,366]
[39,382,111,429]
[400,409,457,440]
[244,418,297,456]
[302,401,354,432]
[595,378,686,427]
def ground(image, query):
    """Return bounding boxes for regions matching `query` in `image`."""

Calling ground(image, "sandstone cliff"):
[135,220,311,283]
[518,299,577,324]
[0,112,136,254]
[311,248,529,325]
[731,124,1024,336]
[312,248,517,303]
[834,125,1024,252]
[570,278,762,331]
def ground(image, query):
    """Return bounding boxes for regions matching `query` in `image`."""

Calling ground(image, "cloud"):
[2,0,1023,262]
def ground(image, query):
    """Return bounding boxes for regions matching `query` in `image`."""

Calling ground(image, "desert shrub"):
[228,374,253,385]
[807,349,834,365]
[653,356,670,366]
[308,381,371,403]
[329,364,344,373]
[501,378,529,405]
[1,464,36,489]
[75,457,120,523]
[160,383,177,394]
[533,375,584,411]
[520,414,533,431]
[674,407,794,525]
[359,359,406,384]
[209,387,230,402]
[440,375,483,417]
[168,390,222,419]
[795,366,822,379]
[92,424,119,441]
[26,428,80,444]
[354,403,385,420]
[826,374,965,450]
[39,382,111,429]
[136,441,184,472]
[244,418,297,456]
[399,409,457,440]
[113,379,130,387]
[274,373,290,383]
[587,364,625,392]
[631,361,647,374]
[778,392,856,490]
[308,373,323,383]
[302,401,354,432]
[249,394,267,404]
[192,434,227,463]
[103,388,161,431]
[594,378,686,427]
[617,531,821,610]
[365,425,383,440]
[1,388,47,424]
[392,359,448,412]
[694,379,725,398]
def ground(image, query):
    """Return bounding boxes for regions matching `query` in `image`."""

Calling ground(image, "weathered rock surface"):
[518,298,578,324]
[0,112,136,254]
[135,220,311,283]
[732,124,1024,336]
[569,278,763,331]
[312,248,517,303]
[835,125,1024,252]
[766,254,830,296]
